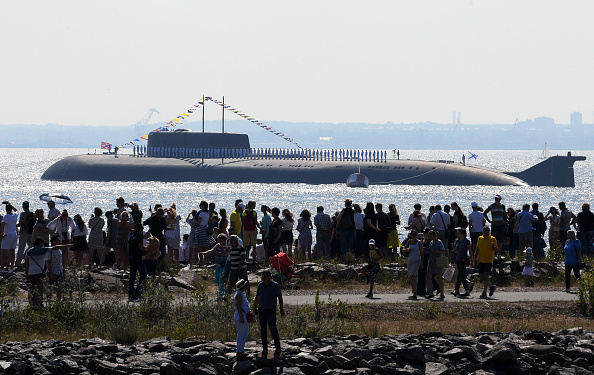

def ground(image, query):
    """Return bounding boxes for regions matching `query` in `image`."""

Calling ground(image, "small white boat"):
[346,173,369,188]
[540,143,550,159]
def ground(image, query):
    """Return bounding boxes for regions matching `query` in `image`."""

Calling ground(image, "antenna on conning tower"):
[132,108,160,127]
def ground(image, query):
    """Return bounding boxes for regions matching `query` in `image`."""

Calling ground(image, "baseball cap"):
[495,195,502,199]
[368,239,375,245]
[238,202,245,209]
[471,202,478,208]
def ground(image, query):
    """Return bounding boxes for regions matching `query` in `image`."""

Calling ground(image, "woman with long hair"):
[165,205,181,262]
[267,207,283,257]
[387,203,402,256]
[363,202,378,257]
[297,209,313,260]
[115,211,133,271]
[545,206,561,250]
[71,214,89,267]
[218,208,229,236]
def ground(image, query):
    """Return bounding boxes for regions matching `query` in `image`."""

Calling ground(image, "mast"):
[202,94,205,133]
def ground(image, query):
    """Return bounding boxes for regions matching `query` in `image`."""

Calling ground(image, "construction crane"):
[132,108,160,127]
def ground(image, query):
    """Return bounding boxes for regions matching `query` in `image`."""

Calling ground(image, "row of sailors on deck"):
[144,147,389,162]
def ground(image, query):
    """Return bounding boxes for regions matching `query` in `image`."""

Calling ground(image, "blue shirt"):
[261,214,272,237]
[564,238,581,266]
[517,210,537,234]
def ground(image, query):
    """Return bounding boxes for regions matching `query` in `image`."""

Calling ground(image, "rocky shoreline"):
[1,329,593,374]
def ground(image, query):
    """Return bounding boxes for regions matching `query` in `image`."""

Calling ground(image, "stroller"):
[270,252,299,289]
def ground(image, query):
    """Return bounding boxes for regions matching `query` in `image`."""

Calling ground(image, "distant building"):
[570,112,582,126]
[533,117,554,127]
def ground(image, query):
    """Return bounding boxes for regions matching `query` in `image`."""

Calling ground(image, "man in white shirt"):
[430,205,451,249]
[468,202,486,252]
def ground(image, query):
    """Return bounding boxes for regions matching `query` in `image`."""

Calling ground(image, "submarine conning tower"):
[507,152,586,188]
[146,130,250,158]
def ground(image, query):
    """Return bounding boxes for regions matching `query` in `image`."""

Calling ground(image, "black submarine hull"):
[41,131,585,186]
[41,154,582,187]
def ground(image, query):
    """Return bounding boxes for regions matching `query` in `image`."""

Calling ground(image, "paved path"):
[283,290,578,305]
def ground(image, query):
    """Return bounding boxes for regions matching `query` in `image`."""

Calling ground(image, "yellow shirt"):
[476,235,497,264]
[230,210,242,233]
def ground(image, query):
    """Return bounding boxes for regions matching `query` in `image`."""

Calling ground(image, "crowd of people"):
[1,195,592,356]
[1,195,592,305]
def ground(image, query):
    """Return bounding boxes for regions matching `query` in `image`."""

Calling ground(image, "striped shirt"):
[488,203,506,227]
[229,245,246,271]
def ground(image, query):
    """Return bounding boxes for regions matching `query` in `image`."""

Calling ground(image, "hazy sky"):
[1,1,593,127]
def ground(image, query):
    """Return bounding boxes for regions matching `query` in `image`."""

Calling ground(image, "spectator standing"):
[143,231,160,281]
[337,199,356,256]
[402,231,422,300]
[545,206,561,250]
[425,230,446,300]
[353,204,365,257]
[313,206,331,259]
[559,202,577,246]
[227,234,248,296]
[267,208,283,257]
[253,269,285,355]
[48,210,76,268]
[71,214,89,267]
[387,203,402,257]
[452,228,473,297]
[260,205,272,260]
[128,224,147,301]
[522,247,535,287]
[242,200,261,262]
[88,207,105,268]
[233,279,251,358]
[563,230,582,293]
[280,209,295,258]
[530,203,547,258]
[483,195,506,254]
[23,237,51,308]
[1,204,19,272]
[576,203,594,256]
[517,204,537,253]
[16,201,35,268]
[430,204,451,250]
[296,210,313,261]
[47,200,60,221]
[468,202,485,253]
[229,200,244,239]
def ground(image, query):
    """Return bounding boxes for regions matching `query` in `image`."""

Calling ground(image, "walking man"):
[253,269,285,356]
[475,226,498,299]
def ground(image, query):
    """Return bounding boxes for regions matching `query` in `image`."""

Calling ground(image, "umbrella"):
[39,193,73,205]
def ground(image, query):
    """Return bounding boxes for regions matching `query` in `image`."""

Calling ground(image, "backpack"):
[243,209,257,231]
[376,212,391,233]
[339,209,353,230]
[25,211,36,234]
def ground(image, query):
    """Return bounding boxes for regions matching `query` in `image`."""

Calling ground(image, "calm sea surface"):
[1,148,593,239]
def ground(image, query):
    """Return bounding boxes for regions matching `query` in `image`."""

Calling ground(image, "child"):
[359,239,382,298]
[179,234,190,264]
[522,247,535,286]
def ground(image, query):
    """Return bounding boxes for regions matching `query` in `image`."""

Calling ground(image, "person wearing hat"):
[16,201,36,268]
[522,247,535,287]
[254,269,285,355]
[468,202,486,254]
[234,278,251,357]
[483,195,506,254]
[359,239,382,298]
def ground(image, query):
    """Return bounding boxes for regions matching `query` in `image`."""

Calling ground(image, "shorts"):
[1,233,18,249]
[362,263,380,281]
[491,226,505,244]
[243,230,257,247]
[478,262,492,274]
[281,230,294,245]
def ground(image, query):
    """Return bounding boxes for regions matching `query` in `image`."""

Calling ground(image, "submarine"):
[41,130,586,187]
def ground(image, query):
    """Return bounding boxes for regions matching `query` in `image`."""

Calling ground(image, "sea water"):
[1,148,593,239]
